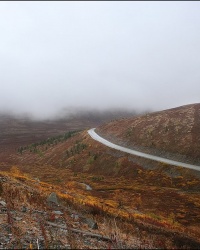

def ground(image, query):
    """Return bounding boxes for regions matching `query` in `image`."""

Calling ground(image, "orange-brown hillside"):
[96,103,200,165]
[2,125,200,248]
[1,105,200,248]
[0,109,137,164]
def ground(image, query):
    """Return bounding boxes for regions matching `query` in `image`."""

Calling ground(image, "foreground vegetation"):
[0,129,198,249]
[1,167,200,249]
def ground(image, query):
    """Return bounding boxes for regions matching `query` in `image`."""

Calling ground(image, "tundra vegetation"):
[0,105,200,248]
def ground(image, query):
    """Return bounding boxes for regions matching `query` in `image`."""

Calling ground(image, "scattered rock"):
[21,206,27,212]
[82,217,98,230]
[33,209,46,214]
[80,183,92,191]
[0,207,7,212]
[0,177,7,182]
[14,216,22,221]
[71,213,79,220]
[53,210,63,215]
[47,192,59,205]
[84,239,92,246]
[0,200,6,207]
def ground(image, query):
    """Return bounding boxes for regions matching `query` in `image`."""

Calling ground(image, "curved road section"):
[88,128,200,172]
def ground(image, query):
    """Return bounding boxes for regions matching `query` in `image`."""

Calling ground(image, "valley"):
[0,106,200,249]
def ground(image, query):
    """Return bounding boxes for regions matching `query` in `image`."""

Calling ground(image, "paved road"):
[88,128,200,172]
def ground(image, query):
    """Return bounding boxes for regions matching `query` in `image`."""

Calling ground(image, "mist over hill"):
[1,2,200,248]
[0,107,143,158]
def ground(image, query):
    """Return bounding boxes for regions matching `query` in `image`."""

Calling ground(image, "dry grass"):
[1,104,200,248]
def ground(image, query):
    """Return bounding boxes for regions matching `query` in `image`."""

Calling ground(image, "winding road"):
[88,128,200,172]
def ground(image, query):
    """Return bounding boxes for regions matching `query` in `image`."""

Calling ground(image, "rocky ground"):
[0,174,156,249]
[1,104,200,249]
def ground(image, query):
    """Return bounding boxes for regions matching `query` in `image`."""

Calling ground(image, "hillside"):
[96,103,200,165]
[0,109,137,164]
[1,105,200,248]
[1,129,199,248]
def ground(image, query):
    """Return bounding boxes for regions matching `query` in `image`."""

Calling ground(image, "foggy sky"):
[0,1,200,119]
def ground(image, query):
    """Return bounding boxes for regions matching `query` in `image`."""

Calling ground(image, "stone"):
[33,209,45,214]
[53,210,63,215]
[0,207,7,212]
[34,178,40,182]
[0,201,6,207]
[47,192,59,205]
[84,240,92,246]
[80,183,92,191]
[0,177,7,182]
[82,217,98,230]
[14,217,22,221]
[21,206,27,212]
[71,213,79,220]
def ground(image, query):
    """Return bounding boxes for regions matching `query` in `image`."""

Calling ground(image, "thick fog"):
[0,2,200,119]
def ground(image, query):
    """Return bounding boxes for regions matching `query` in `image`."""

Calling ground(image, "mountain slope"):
[96,103,200,165]
[3,126,200,245]
[1,105,200,248]
[0,109,137,163]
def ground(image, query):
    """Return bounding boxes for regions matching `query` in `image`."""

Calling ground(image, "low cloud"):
[0,2,200,119]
